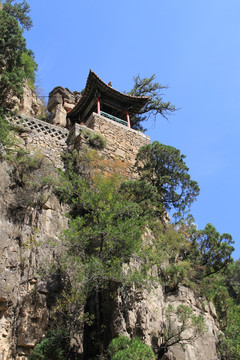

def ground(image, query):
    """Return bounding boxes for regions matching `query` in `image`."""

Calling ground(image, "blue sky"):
[24,0,240,259]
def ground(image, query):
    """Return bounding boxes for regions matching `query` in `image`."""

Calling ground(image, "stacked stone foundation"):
[7,112,150,170]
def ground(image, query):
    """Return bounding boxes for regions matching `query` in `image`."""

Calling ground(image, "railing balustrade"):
[100,111,128,127]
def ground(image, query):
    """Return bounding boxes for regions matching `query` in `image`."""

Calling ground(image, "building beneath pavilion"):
[67,70,149,129]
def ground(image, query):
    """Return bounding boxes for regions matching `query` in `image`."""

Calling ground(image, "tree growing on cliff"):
[107,336,156,360]
[128,74,176,131]
[2,0,33,30]
[189,223,234,279]
[135,141,200,214]
[157,305,206,358]
[0,0,37,107]
[55,155,149,356]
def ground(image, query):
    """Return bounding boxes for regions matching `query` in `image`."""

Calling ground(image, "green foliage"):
[149,225,195,291]
[0,110,15,154]
[158,304,206,357]
[107,336,156,360]
[120,180,164,219]
[199,266,240,360]
[128,74,176,131]
[0,1,37,107]
[189,223,234,279]
[59,172,146,291]
[218,301,240,359]
[82,129,106,149]
[29,329,70,360]
[3,0,33,30]
[54,150,158,355]
[136,141,200,214]
[226,259,240,302]
[0,10,26,105]
[21,49,38,88]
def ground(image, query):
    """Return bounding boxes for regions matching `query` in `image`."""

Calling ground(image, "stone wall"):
[8,115,69,168]
[85,112,150,166]
[7,112,150,171]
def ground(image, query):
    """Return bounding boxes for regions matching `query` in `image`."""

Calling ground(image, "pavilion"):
[68,70,149,128]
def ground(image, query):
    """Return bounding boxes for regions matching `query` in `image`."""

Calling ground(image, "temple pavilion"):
[68,70,149,128]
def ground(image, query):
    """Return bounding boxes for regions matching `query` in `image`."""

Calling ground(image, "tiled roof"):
[68,70,149,120]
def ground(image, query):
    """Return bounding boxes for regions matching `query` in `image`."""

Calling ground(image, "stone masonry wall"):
[85,112,150,166]
[7,115,69,168]
[7,113,150,170]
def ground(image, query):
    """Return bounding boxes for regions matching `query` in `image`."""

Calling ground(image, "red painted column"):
[126,110,131,128]
[97,97,100,115]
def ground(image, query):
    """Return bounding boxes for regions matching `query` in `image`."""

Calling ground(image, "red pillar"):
[126,110,131,128]
[97,97,100,115]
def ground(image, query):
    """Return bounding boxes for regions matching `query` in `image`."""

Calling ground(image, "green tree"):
[107,336,156,360]
[29,329,70,360]
[226,259,240,302]
[135,141,200,214]
[158,305,206,358]
[60,173,146,292]
[0,1,37,107]
[218,303,240,359]
[55,159,148,356]
[128,74,176,131]
[2,0,33,30]
[21,49,38,88]
[189,223,234,279]
[0,10,26,106]
[0,109,13,153]
[119,179,164,219]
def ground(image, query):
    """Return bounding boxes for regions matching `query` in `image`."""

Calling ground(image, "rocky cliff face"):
[0,158,68,359]
[3,82,46,118]
[0,116,221,360]
[111,285,219,360]
[47,87,81,127]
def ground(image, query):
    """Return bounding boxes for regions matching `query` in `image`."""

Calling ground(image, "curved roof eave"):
[68,70,150,119]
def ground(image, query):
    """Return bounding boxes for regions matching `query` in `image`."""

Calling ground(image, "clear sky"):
[24,0,240,259]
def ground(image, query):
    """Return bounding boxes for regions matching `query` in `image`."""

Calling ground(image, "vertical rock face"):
[0,160,68,359]
[109,285,219,360]
[47,87,81,127]
[20,83,46,118]
[3,82,46,118]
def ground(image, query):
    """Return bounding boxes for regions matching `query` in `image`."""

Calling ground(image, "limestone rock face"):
[20,82,46,118]
[3,82,46,118]
[0,160,68,359]
[110,285,219,360]
[47,87,81,127]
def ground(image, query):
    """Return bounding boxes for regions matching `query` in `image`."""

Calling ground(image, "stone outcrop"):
[109,285,219,360]
[47,87,81,127]
[3,82,46,118]
[20,82,46,118]
[0,158,68,359]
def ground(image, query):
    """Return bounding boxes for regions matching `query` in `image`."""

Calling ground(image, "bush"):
[107,336,156,360]
[29,329,70,360]
[83,129,106,149]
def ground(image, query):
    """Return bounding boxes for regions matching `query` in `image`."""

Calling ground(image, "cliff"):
[0,113,221,360]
